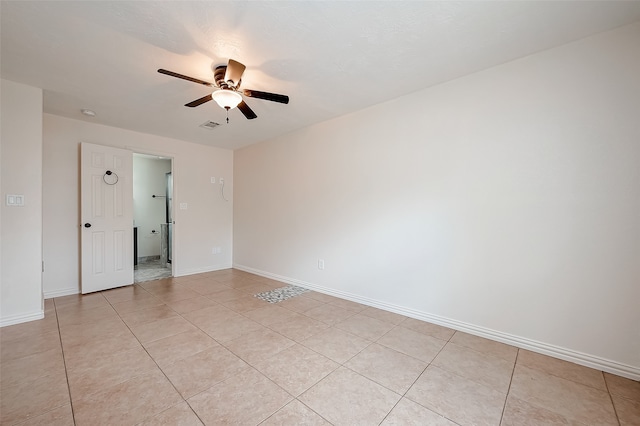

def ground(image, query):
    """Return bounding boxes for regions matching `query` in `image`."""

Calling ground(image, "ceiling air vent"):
[200,120,221,130]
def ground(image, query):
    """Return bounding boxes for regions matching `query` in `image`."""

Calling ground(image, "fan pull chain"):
[225,106,230,124]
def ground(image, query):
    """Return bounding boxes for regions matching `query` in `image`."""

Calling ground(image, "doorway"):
[132,153,173,282]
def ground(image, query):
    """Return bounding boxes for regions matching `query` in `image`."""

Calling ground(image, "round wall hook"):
[103,170,119,185]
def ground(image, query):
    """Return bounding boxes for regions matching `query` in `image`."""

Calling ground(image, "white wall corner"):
[1,79,44,326]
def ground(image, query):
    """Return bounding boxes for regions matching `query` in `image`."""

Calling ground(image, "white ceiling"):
[2,1,640,150]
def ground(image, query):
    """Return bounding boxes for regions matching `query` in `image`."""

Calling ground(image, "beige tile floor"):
[1,268,639,425]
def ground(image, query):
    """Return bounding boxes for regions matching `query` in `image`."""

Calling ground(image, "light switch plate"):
[179,203,188,210]
[6,194,24,206]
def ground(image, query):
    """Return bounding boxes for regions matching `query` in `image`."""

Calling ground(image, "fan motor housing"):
[214,65,231,89]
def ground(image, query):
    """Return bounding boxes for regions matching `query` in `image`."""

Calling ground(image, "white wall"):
[133,155,171,258]
[234,23,640,378]
[43,115,233,298]
[1,79,44,326]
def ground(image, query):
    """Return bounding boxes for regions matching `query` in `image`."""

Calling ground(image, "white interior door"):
[81,142,133,294]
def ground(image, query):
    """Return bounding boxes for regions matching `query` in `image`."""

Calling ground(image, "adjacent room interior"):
[133,153,173,283]
[1,1,639,425]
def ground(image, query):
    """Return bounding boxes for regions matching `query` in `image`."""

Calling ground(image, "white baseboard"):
[44,287,79,299]
[233,263,640,381]
[176,264,233,278]
[1,310,45,327]
[42,266,234,296]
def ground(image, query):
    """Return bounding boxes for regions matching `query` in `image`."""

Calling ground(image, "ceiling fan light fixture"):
[211,89,242,110]
[158,59,288,121]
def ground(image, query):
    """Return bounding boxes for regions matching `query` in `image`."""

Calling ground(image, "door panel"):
[92,232,105,274]
[81,142,133,293]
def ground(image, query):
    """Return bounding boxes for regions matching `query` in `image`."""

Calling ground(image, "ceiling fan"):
[158,59,289,122]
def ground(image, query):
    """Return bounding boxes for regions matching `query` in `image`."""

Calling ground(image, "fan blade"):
[237,100,257,120]
[185,94,212,107]
[224,59,246,87]
[158,69,213,87]
[243,89,289,104]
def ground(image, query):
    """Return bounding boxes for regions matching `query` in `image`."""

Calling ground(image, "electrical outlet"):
[180,203,188,210]
[212,247,221,255]
[318,259,325,270]
[211,177,216,184]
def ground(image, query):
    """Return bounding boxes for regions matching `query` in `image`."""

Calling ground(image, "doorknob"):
[84,223,91,228]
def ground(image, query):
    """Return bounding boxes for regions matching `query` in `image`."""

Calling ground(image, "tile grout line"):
[424,335,519,393]
[410,357,511,420]
[26,273,256,425]
[221,295,366,423]
[498,347,520,425]
[379,328,460,426]
[59,277,455,425]
[150,300,245,425]
[226,363,306,425]
[291,362,342,424]
[103,284,209,426]
[74,277,315,425]
[229,296,402,424]
[293,398,336,425]
[418,327,464,426]
[131,275,306,423]
[281,291,628,422]
[139,277,319,424]
[298,319,456,425]
[601,371,622,426]
[52,298,78,426]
